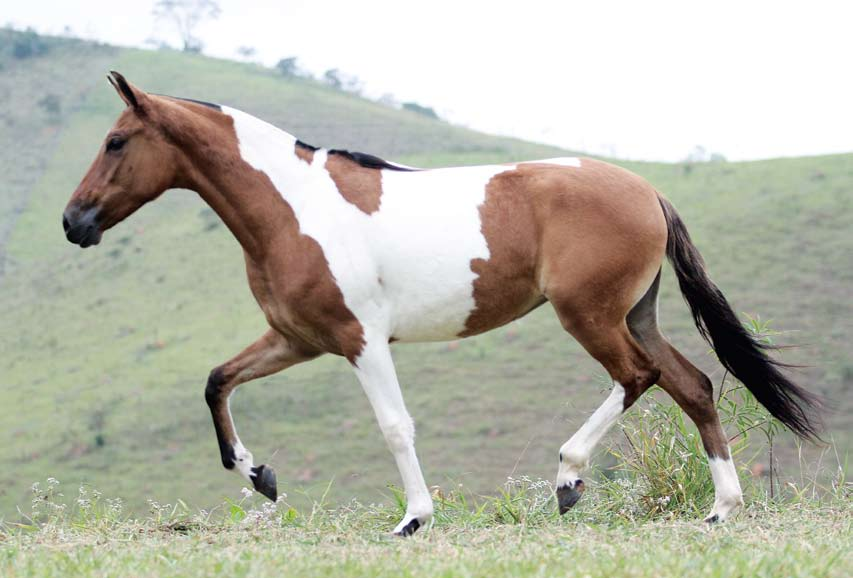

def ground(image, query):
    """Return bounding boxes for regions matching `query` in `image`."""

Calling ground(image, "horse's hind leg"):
[627,273,743,522]
[551,298,661,513]
[205,329,320,501]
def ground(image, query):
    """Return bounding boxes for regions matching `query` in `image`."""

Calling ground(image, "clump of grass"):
[601,397,715,519]
[596,315,847,520]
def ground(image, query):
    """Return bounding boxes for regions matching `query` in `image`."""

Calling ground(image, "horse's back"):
[368,158,665,341]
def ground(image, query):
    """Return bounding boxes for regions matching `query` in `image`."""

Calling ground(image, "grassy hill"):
[0,30,850,519]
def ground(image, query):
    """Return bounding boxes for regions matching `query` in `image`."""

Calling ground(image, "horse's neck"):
[185,106,313,259]
[221,106,319,208]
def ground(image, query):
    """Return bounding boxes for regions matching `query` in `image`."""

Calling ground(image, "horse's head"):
[63,72,183,247]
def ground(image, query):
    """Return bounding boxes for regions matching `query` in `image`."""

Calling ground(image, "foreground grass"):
[2,479,850,578]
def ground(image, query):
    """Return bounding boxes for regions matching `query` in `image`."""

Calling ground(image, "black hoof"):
[705,514,720,524]
[557,479,585,514]
[251,464,277,502]
[394,518,421,537]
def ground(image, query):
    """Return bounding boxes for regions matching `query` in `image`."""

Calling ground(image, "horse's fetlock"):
[409,499,434,521]
[559,448,588,470]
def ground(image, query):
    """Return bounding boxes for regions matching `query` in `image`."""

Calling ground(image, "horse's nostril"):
[62,214,71,232]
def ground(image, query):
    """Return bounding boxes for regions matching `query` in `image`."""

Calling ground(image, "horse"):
[63,72,820,536]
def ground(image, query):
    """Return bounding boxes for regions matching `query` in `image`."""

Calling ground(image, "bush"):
[11,28,49,59]
[37,94,61,123]
[323,68,342,90]
[600,315,797,519]
[402,101,439,119]
[275,57,299,77]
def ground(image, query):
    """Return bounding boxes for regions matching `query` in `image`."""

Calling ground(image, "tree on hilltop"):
[152,0,221,53]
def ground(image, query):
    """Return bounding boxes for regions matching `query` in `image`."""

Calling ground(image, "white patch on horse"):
[556,382,625,489]
[231,439,255,482]
[224,106,512,342]
[706,455,743,521]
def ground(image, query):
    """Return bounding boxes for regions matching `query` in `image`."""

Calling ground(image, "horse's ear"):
[107,71,148,110]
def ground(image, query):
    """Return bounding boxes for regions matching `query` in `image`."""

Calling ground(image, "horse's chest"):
[244,248,357,355]
[309,223,483,342]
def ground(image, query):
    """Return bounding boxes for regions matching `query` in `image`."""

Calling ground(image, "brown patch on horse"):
[240,225,366,362]
[461,159,666,339]
[536,158,667,317]
[324,153,383,215]
[295,141,315,165]
[459,170,545,337]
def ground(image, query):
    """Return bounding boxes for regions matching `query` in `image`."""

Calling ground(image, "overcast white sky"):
[5,0,853,161]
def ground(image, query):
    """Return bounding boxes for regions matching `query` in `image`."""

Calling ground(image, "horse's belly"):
[379,251,543,342]
[385,278,481,342]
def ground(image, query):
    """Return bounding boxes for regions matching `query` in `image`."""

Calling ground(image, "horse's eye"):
[106,136,126,152]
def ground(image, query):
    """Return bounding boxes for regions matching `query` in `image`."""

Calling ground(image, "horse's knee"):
[205,366,227,407]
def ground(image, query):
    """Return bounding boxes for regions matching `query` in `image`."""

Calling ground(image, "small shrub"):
[275,57,299,77]
[12,28,49,59]
[38,94,62,122]
[323,69,342,90]
[602,315,792,518]
[402,101,440,119]
[605,393,715,518]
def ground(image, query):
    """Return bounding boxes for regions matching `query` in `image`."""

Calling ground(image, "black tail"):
[658,196,822,440]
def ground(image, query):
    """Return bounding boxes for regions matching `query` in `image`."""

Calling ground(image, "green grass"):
[0,30,850,523]
[5,393,849,577]
[2,476,850,578]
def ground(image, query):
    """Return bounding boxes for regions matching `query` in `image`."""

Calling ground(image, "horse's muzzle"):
[63,205,103,248]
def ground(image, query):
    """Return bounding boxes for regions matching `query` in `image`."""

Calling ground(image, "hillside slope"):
[0,32,850,517]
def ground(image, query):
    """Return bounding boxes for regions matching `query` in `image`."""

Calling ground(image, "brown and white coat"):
[63,73,820,536]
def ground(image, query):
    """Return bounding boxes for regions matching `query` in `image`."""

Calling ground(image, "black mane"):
[164,111,413,171]
[296,140,417,172]
[158,95,222,111]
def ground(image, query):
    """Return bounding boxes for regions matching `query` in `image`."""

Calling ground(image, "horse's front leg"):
[350,336,433,536]
[205,329,321,501]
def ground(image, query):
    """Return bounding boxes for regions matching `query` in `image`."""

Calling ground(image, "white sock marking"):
[231,440,255,482]
[557,383,625,488]
[707,455,743,521]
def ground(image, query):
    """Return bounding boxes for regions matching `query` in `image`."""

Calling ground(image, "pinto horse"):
[63,72,820,535]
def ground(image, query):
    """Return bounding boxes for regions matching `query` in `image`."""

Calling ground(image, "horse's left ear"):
[107,71,148,111]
